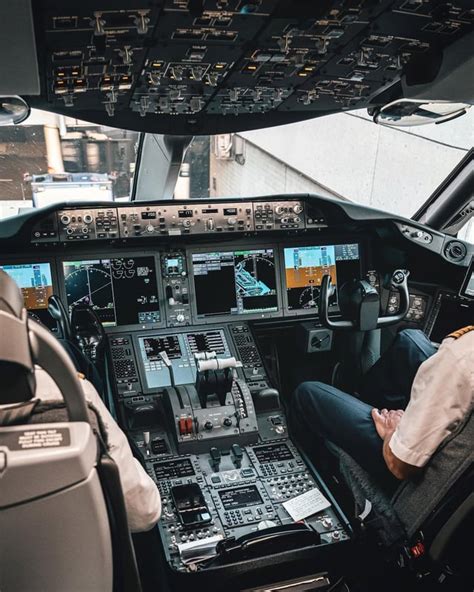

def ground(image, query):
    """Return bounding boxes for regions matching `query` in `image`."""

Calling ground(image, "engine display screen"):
[218,485,263,510]
[253,443,294,463]
[192,249,278,318]
[63,256,160,327]
[153,459,195,480]
[284,243,361,311]
[0,263,57,330]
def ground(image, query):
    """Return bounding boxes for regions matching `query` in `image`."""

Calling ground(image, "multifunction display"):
[218,485,263,510]
[192,249,278,318]
[253,443,294,463]
[284,244,360,311]
[63,256,160,327]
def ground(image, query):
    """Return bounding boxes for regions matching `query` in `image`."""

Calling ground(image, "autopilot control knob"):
[204,421,213,431]
[222,417,232,428]
[176,313,185,323]
[146,224,154,233]
[227,217,236,226]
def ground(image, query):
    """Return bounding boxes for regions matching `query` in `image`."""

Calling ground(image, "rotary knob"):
[60,214,71,225]
[204,421,213,431]
[293,203,303,214]
[146,224,154,233]
[83,213,93,224]
[176,314,185,323]
[227,217,236,226]
[222,417,232,427]
[275,205,285,215]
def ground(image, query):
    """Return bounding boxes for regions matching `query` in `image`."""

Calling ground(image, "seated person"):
[291,327,473,491]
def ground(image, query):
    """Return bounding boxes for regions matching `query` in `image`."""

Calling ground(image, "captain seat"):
[0,270,141,592]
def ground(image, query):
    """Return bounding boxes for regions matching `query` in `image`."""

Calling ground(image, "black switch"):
[210,446,221,472]
[231,444,243,468]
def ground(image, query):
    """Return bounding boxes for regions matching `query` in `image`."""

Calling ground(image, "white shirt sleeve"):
[34,368,161,532]
[389,334,473,467]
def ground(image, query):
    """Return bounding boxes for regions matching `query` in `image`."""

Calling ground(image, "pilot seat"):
[0,270,141,592]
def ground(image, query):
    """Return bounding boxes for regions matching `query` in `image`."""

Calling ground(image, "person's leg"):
[291,381,393,484]
[357,329,437,409]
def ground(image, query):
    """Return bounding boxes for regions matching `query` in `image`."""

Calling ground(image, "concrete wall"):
[234,108,473,218]
[210,139,346,201]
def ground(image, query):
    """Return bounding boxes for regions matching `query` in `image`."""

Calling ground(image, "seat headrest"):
[0,269,36,403]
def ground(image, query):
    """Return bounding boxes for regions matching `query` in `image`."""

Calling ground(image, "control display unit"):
[63,256,160,327]
[0,262,55,329]
[459,257,474,299]
[191,249,278,318]
[283,243,361,312]
[218,485,264,510]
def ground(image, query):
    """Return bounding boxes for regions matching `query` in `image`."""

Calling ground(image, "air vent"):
[444,240,467,262]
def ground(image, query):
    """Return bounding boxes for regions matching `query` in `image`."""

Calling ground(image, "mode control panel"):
[58,208,119,241]
[161,251,192,327]
[118,202,255,237]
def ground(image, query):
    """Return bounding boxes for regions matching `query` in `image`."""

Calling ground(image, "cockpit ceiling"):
[26,0,474,135]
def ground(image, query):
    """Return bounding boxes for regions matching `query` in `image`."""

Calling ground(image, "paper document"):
[282,488,331,522]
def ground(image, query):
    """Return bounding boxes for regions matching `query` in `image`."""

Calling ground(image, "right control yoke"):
[319,270,410,331]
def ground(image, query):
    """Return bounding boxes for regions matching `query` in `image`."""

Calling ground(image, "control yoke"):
[319,270,410,331]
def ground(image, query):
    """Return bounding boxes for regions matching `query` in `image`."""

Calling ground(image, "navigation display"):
[284,244,360,311]
[63,256,160,327]
[192,249,278,318]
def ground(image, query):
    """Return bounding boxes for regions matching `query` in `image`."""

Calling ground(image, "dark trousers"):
[291,330,437,485]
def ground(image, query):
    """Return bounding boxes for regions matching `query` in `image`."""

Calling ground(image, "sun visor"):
[402,32,474,105]
[0,0,39,95]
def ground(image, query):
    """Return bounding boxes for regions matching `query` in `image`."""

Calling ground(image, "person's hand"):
[371,408,404,441]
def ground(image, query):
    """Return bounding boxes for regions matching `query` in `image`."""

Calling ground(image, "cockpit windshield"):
[0,107,472,226]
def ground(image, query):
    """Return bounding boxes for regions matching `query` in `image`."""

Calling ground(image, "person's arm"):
[371,408,422,480]
[79,377,162,532]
